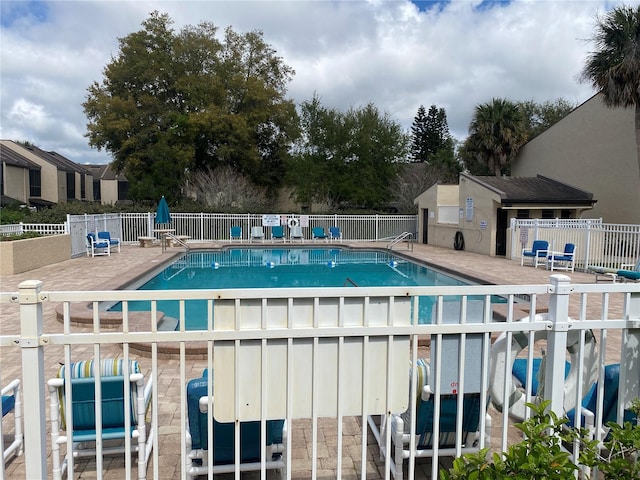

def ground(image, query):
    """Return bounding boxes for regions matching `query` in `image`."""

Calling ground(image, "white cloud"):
[1,0,637,163]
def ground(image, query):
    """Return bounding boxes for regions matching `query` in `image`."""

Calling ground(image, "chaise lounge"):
[185,370,287,478]
[47,358,153,480]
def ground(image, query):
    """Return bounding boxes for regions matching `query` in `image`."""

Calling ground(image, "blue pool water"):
[112,248,498,329]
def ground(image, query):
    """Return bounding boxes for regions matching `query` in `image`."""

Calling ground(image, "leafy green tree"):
[462,98,527,176]
[581,4,640,181]
[518,98,576,138]
[83,11,297,203]
[288,96,408,210]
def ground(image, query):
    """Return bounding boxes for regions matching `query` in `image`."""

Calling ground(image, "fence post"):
[17,280,48,479]
[620,291,640,421]
[584,220,592,269]
[543,274,572,415]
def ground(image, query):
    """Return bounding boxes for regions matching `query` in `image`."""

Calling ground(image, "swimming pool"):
[112,248,501,328]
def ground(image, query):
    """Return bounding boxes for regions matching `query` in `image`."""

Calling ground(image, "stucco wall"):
[0,234,71,275]
[0,141,60,204]
[4,165,29,203]
[101,179,120,205]
[457,176,500,256]
[511,95,640,224]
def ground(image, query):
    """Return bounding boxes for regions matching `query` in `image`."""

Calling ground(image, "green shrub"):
[0,232,43,241]
[441,400,640,480]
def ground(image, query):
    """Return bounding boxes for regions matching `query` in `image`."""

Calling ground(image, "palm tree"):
[465,98,527,176]
[582,5,640,180]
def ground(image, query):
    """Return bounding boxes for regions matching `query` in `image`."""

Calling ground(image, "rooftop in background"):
[467,174,595,206]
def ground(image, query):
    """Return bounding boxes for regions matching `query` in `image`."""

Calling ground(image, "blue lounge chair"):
[329,226,342,242]
[271,225,286,242]
[86,233,110,257]
[589,259,640,283]
[229,226,242,243]
[616,259,640,282]
[47,358,153,480]
[367,357,490,480]
[547,243,575,272]
[185,370,287,478]
[513,360,637,435]
[97,231,121,253]
[312,227,328,243]
[521,240,549,268]
[2,378,23,462]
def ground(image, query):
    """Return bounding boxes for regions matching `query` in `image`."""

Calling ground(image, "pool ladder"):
[343,278,359,287]
[387,232,414,251]
[162,232,191,253]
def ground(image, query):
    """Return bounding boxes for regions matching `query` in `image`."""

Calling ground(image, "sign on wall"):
[465,197,474,222]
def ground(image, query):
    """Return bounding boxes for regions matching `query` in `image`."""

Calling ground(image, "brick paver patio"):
[0,241,625,479]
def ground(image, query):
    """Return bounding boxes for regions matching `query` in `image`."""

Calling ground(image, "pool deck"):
[0,241,624,479]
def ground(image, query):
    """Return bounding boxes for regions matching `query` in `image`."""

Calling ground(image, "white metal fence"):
[0,222,67,236]
[510,218,640,271]
[1,277,639,479]
[3,216,639,270]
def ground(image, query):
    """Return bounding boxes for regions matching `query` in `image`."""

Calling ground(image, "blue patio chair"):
[185,370,287,478]
[368,301,490,480]
[86,233,110,257]
[229,226,242,243]
[2,378,23,462]
[312,227,328,243]
[271,225,286,242]
[329,226,342,242]
[520,240,549,268]
[547,243,575,271]
[47,358,153,480]
[97,231,121,253]
[367,357,490,480]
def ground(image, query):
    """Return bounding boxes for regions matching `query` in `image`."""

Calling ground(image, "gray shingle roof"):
[466,174,595,206]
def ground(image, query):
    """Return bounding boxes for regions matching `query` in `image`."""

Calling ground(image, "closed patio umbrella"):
[155,196,171,225]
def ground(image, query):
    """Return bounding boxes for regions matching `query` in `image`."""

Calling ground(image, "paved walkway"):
[0,241,626,479]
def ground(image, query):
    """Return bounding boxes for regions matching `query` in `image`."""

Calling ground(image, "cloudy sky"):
[0,0,634,164]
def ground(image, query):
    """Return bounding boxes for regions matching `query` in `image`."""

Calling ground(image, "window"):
[93,180,101,201]
[516,210,530,219]
[437,206,459,224]
[29,169,41,197]
[80,174,86,199]
[541,209,554,219]
[117,181,128,201]
[561,210,572,219]
[66,172,75,200]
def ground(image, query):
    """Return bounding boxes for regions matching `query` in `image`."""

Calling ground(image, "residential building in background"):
[0,140,129,208]
[85,164,129,205]
[511,94,640,224]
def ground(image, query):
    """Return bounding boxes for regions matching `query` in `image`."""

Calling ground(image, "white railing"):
[1,277,639,479]
[65,213,416,257]
[510,218,640,271]
[0,222,67,236]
